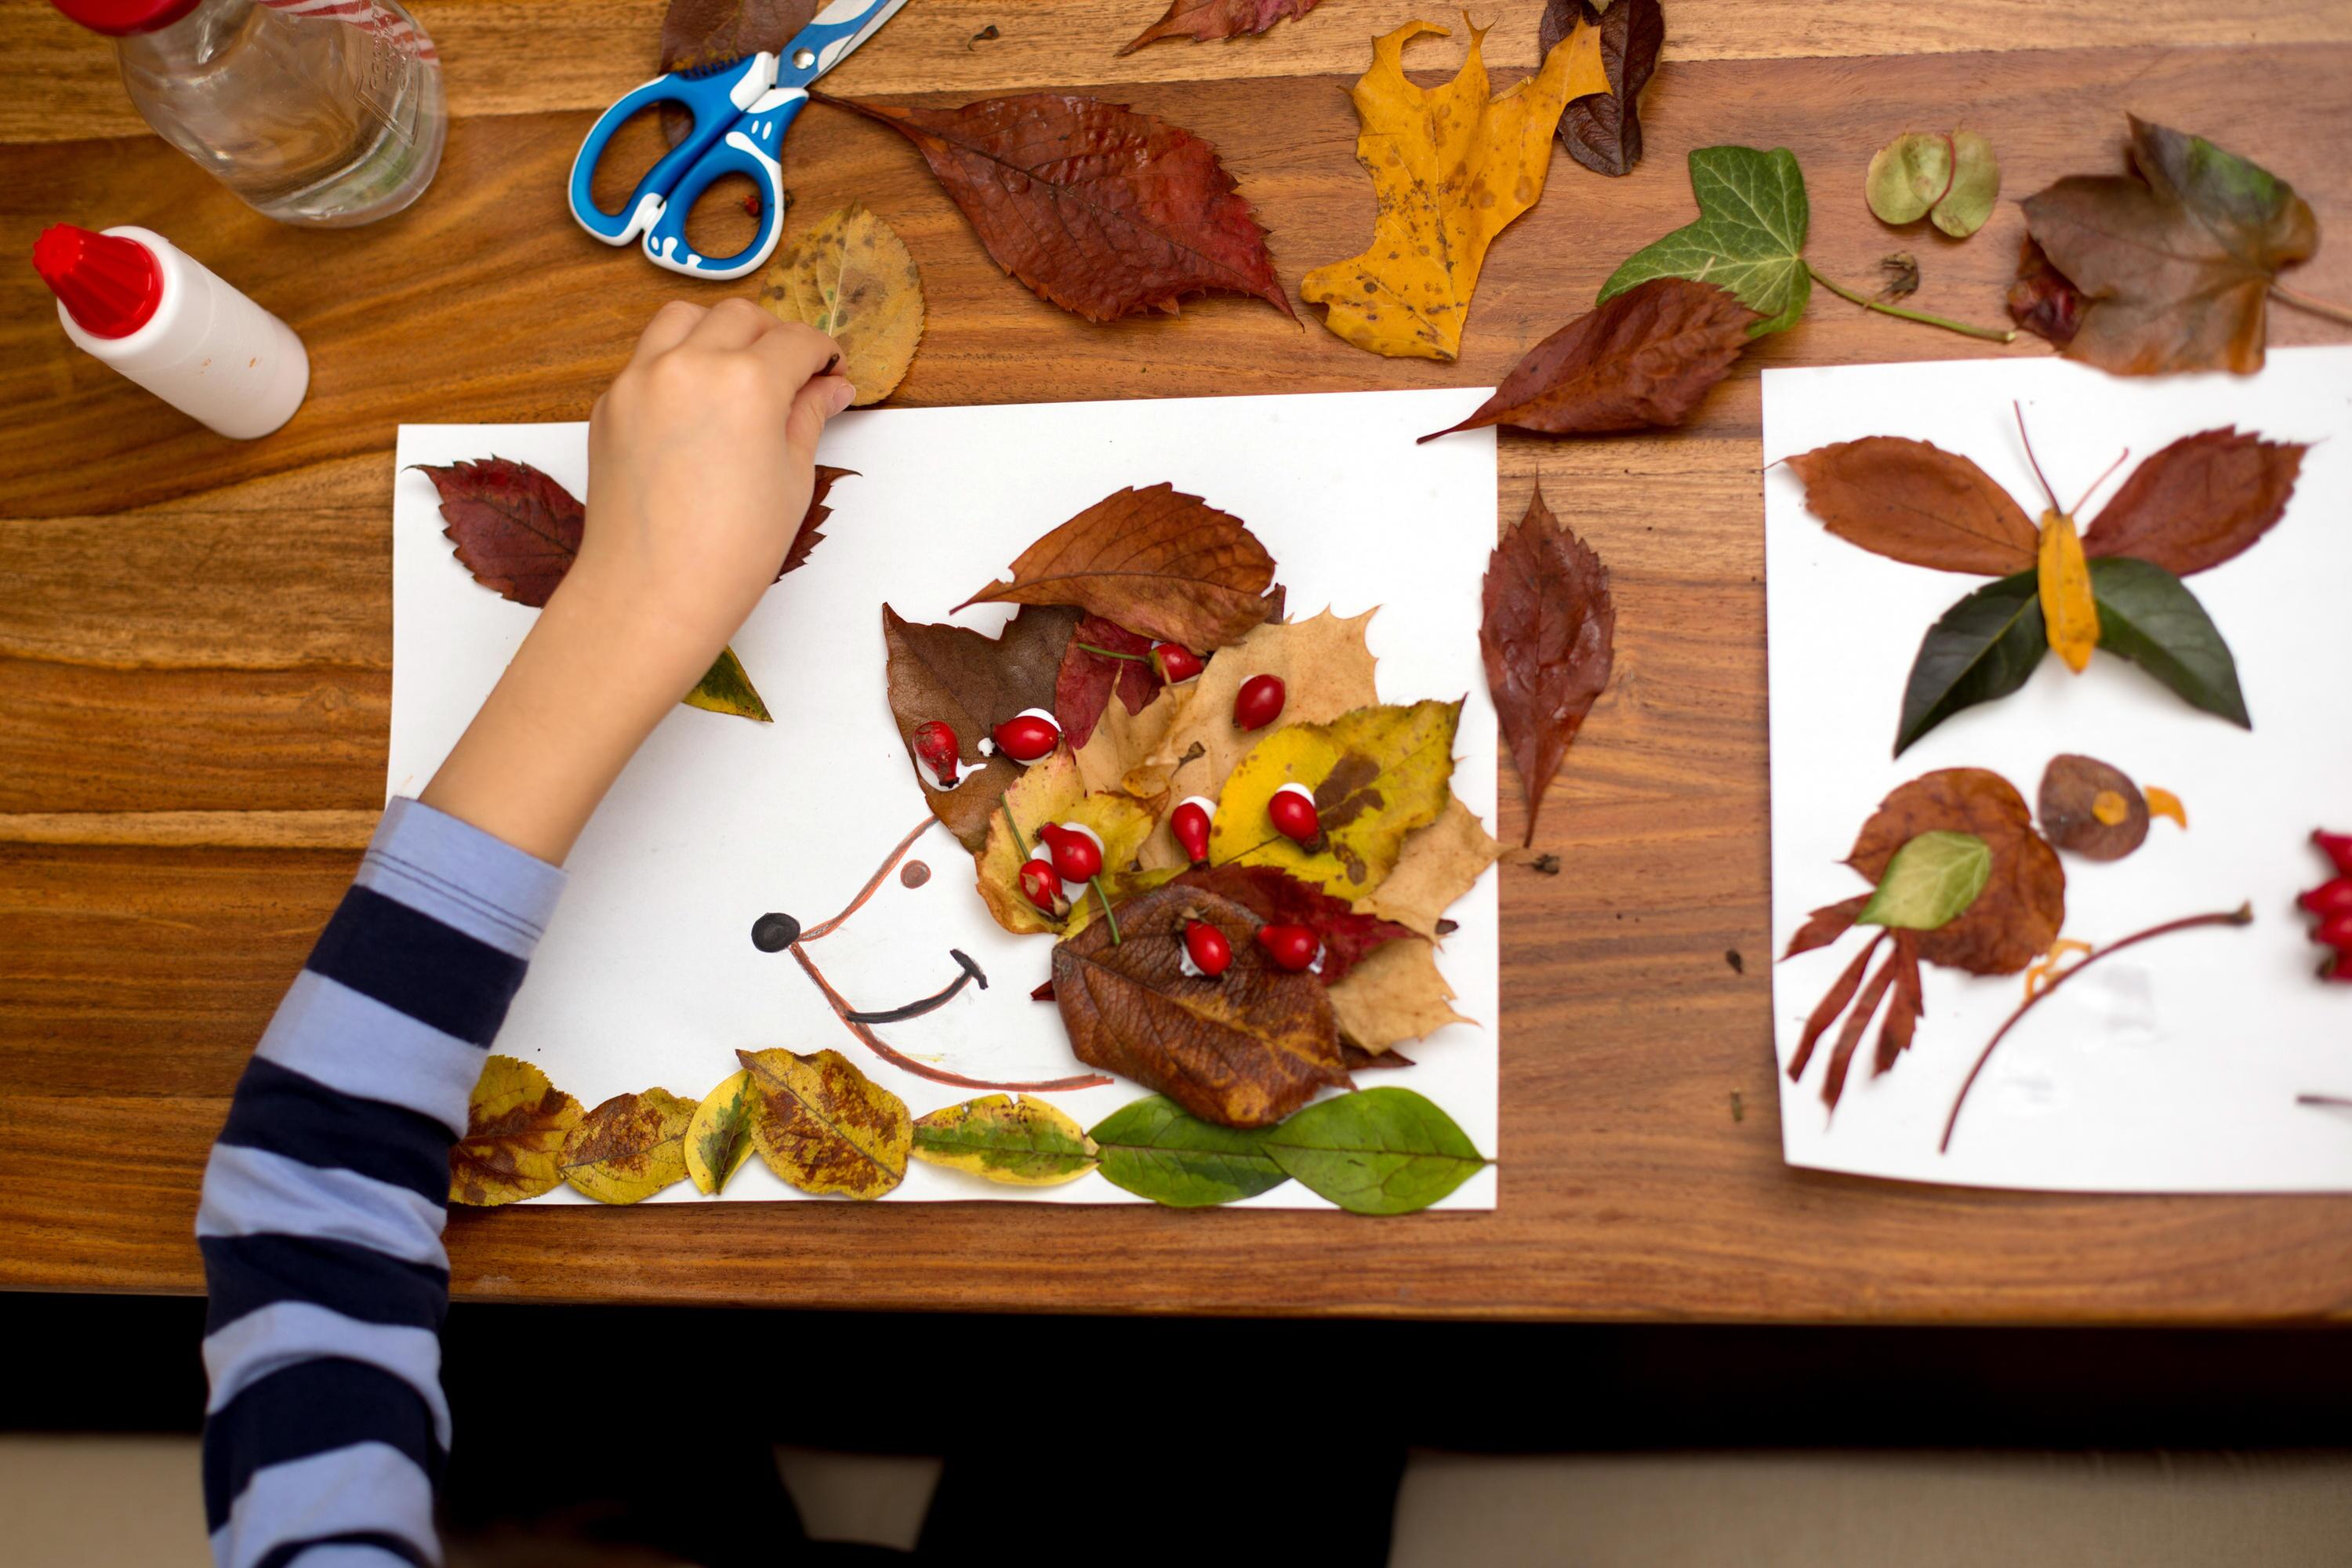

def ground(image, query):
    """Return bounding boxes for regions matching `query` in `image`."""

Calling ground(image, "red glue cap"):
[34,224,163,339]
[48,0,202,37]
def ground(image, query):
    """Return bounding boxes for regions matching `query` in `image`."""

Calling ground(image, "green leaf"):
[910,1094,1098,1186]
[1858,830,1991,931]
[1089,1095,1287,1207]
[1865,132,1951,225]
[2088,557,2250,728]
[1599,147,1811,335]
[1894,571,2047,757]
[1261,1087,1485,1215]
[684,645,772,722]
[1931,131,2000,239]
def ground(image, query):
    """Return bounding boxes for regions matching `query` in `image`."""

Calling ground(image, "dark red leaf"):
[1173,863,1413,984]
[1789,931,1882,1084]
[780,466,855,578]
[1341,1042,1416,1072]
[1873,933,1924,1077]
[1119,0,1323,54]
[1539,0,1664,178]
[2005,237,2086,348]
[1784,893,1869,960]
[1481,486,1616,847]
[2081,427,2307,577]
[1823,941,1900,1110]
[1054,615,1163,750]
[816,90,1293,324]
[417,456,584,608]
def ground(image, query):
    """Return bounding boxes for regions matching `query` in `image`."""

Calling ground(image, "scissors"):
[568,0,911,281]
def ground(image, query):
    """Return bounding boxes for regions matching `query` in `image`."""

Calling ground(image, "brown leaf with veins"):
[1539,0,1664,178]
[1846,768,2064,976]
[1173,862,1413,985]
[1482,486,1615,846]
[2079,426,2307,576]
[1781,437,2039,575]
[558,1088,694,1205]
[1119,0,1321,54]
[818,91,1293,324]
[1327,936,1468,1053]
[958,485,1276,652]
[1422,279,1755,442]
[883,603,1084,850]
[1053,884,1348,1127]
[1055,615,1163,751]
[659,0,817,145]
[736,1047,910,1200]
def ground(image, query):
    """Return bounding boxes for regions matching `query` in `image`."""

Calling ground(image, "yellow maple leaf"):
[757,201,926,405]
[737,1047,911,1201]
[1301,18,1608,361]
[976,748,1156,936]
[559,1087,695,1205]
[449,1055,582,1207]
[1210,699,1461,900]
[910,1094,1099,1186]
[2037,508,2100,673]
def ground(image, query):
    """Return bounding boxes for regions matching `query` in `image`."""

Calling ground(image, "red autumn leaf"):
[1788,931,1879,1087]
[1784,892,1869,960]
[659,0,818,145]
[1421,278,1754,442]
[2005,237,2087,348]
[1481,485,1615,847]
[1538,0,1664,178]
[1871,932,1924,1077]
[2080,426,2307,577]
[419,457,853,608]
[958,484,1277,651]
[1820,931,1902,1111]
[1052,884,1348,1127]
[1055,615,1163,750]
[1172,862,1414,984]
[882,603,1085,851]
[1119,0,1323,54]
[1780,437,2039,576]
[1845,768,2065,978]
[816,91,1294,324]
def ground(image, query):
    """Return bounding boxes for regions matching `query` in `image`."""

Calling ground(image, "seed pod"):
[2038,754,2148,862]
[990,708,1062,764]
[1150,642,1203,684]
[1233,673,1287,731]
[1182,919,1232,978]
[1255,924,1321,973]
[1019,857,1068,917]
[2316,830,2352,878]
[1268,782,1320,846]
[1171,796,1215,864]
[1048,821,1103,882]
[910,720,961,788]
[2303,878,2352,919]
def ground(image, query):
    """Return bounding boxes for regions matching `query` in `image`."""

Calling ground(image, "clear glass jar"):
[103,0,445,227]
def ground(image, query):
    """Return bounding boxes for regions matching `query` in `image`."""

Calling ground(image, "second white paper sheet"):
[392,387,1501,1208]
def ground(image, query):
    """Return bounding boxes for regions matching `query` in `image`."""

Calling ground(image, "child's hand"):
[566,298,855,695]
[420,299,852,865]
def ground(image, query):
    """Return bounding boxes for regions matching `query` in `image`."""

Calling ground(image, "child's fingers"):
[744,316,844,394]
[680,296,799,354]
[631,299,706,362]
[784,374,857,462]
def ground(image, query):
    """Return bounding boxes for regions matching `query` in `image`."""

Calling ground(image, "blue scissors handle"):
[640,88,802,281]
[567,54,786,276]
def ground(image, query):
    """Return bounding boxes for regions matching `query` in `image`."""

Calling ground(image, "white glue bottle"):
[33,223,309,440]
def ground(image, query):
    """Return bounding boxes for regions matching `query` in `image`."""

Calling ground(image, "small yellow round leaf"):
[757,201,926,405]
[560,1087,695,1205]
[451,1055,583,1207]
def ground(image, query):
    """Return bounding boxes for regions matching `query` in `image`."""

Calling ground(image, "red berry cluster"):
[2302,830,2352,982]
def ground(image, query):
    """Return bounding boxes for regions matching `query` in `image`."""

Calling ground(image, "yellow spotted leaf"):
[559,1087,695,1204]
[1138,610,1382,869]
[738,1047,911,1200]
[684,1069,759,1196]
[757,201,925,405]
[976,749,1156,936]
[1210,699,1461,902]
[1360,794,1503,937]
[910,1094,1099,1185]
[2038,509,2100,673]
[1327,938,1472,1052]
[1301,19,1609,361]
[450,1055,583,1207]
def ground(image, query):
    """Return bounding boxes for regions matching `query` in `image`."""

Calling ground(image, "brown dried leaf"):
[1821,938,1900,1109]
[1119,0,1322,54]
[558,1088,695,1205]
[2038,753,2148,862]
[2080,426,2307,577]
[1052,884,1348,1127]
[818,91,1293,323]
[1482,486,1615,845]
[1326,937,1468,1053]
[1423,279,1755,441]
[1360,797,1503,938]
[1539,0,1664,177]
[882,603,1084,851]
[736,1047,911,1200]
[1782,437,2039,575]
[1784,892,1870,960]
[1873,935,1925,1078]
[450,1055,583,1208]
[958,485,1276,652]
[1846,768,2064,976]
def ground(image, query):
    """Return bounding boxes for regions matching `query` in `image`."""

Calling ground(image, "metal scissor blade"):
[775,0,912,89]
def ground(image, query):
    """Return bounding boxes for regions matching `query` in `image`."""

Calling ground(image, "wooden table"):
[6,0,2352,1322]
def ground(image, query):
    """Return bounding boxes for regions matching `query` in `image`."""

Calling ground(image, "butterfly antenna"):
[2071,448,2132,517]
[2013,401,2063,514]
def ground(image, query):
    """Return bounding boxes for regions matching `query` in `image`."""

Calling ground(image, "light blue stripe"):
[204,1300,452,1450]
[280,1549,415,1567]
[254,971,485,1139]
[198,1144,447,1272]
[354,796,566,961]
[212,1442,438,1568]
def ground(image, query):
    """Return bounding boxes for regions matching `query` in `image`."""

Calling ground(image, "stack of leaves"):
[419,456,851,723]
[1537,0,1664,179]
[452,1054,1489,1214]
[1785,416,2307,753]
[2010,116,2344,376]
[884,485,1502,1128]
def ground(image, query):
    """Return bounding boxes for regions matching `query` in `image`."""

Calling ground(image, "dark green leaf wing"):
[1893,571,2046,757]
[2088,557,2250,728]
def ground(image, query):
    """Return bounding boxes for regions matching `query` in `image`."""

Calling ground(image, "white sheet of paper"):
[392,387,1501,1207]
[1762,345,2352,1192]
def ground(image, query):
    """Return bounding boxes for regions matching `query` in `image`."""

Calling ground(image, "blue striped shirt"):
[199,797,564,1568]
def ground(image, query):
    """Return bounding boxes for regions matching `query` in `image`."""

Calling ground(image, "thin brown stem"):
[2296,1094,2352,1110]
[1074,641,1149,662]
[2013,401,2062,514]
[1941,905,2253,1153]
[1811,264,2018,343]
[2071,447,2132,517]
[2271,281,2352,328]
[1091,877,1122,945]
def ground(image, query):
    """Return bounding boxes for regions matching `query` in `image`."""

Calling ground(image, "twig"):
[2013,400,2062,513]
[1073,641,1149,662]
[2271,281,2352,328]
[1090,877,1122,944]
[1811,264,2017,343]
[1000,800,1029,862]
[1940,904,2253,1152]
[2296,1094,2352,1111]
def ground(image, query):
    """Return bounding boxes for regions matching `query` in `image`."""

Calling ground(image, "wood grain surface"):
[5,0,2352,1320]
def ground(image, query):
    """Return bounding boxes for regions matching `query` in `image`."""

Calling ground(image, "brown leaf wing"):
[1480,487,1615,846]
[1784,437,2040,576]
[2080,427,2306,576]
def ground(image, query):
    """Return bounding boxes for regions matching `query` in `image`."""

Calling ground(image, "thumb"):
[786,373,857,461]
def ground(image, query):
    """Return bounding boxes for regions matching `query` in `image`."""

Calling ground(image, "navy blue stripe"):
[205,1358,445,1530]
[216,1057,453,1205]
[304,884,524,1047]
[256,1533,433,1568]
[201,1232,448,1339]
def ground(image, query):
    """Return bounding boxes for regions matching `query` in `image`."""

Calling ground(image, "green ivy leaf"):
[1089,1095,1287,1207]
[1599,146,1811,335]
[2089,557,2250,728]
[1858,830,1991,931]
[683,645,773,723]
[1894,571,2047,756]
[1261,1087,1485,1214]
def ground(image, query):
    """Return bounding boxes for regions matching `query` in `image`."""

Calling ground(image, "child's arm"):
[196,300,851,1567]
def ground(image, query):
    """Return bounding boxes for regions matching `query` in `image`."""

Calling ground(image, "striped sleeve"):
[199,797,564,1568]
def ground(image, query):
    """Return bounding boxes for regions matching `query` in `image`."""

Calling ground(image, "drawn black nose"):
[750,912,801,952]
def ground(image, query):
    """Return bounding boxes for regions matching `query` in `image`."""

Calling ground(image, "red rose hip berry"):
[1018,857,1067,917]
[1046,822,1103,883]
[1150,642,1203,684]
[909,720,960,788]
[1268,782,1320,845]
[1170,796,1215,864]
[989,708,1062,764]
[1182,920,1232,978]
[1256,924,1321,973]
[1233,673,1286,731]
